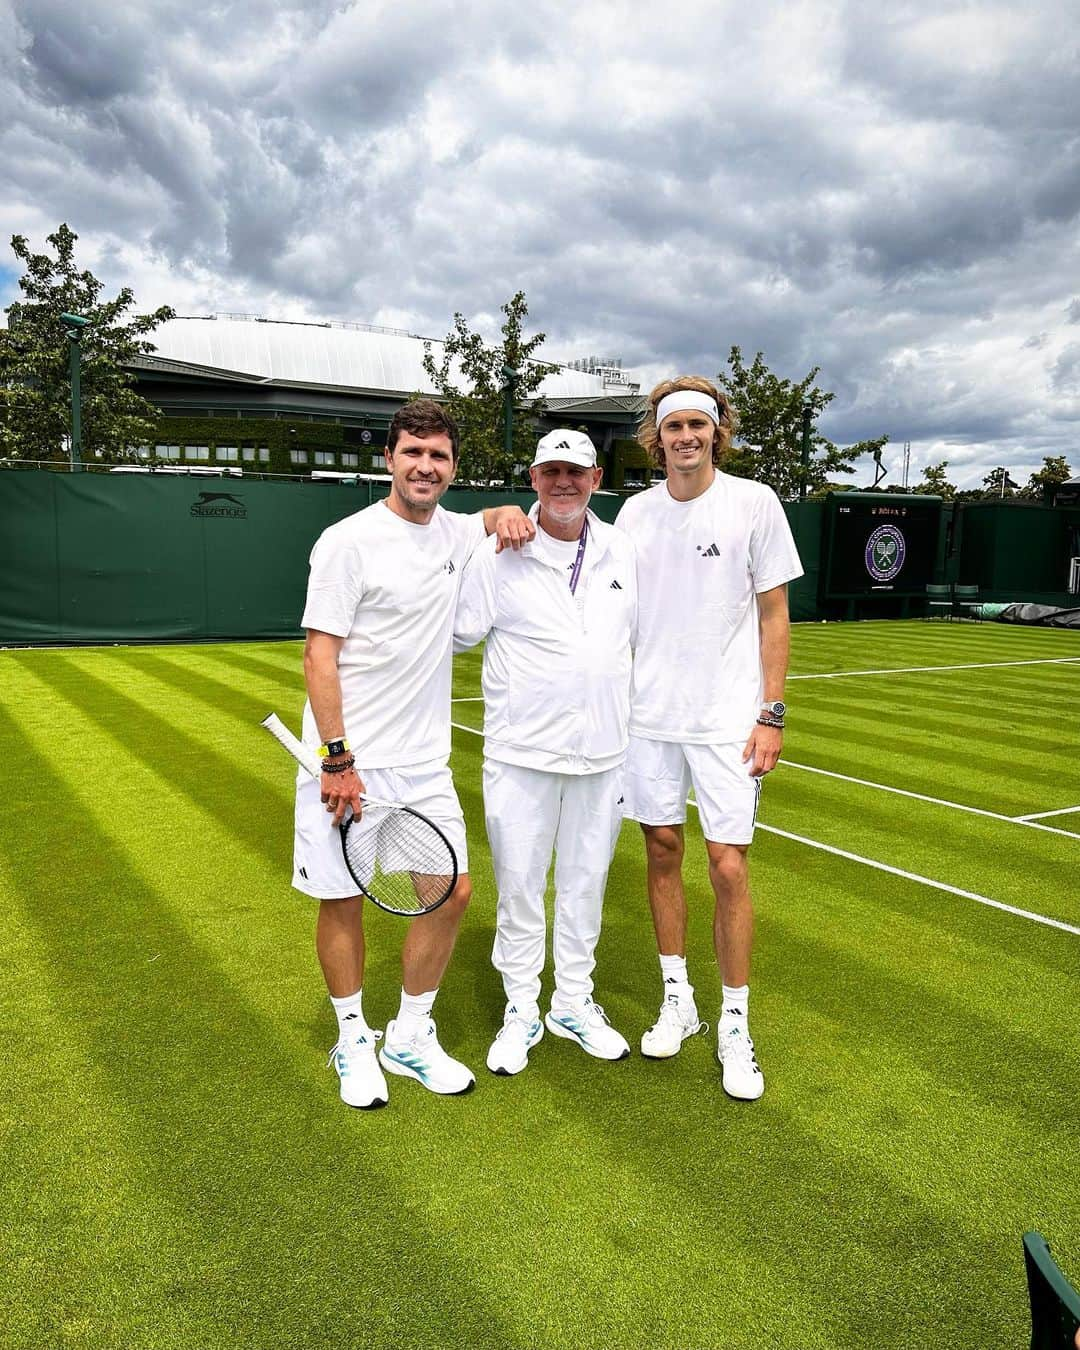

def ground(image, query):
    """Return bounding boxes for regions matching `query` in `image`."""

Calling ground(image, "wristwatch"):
[318,737,350,759]
[760,701,786,720]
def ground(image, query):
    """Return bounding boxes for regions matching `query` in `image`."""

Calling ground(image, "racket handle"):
[260,712,322,780]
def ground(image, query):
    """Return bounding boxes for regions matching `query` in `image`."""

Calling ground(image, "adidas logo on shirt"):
[445,559,456,574]
[610,579,622,590]
[696,543,721,558]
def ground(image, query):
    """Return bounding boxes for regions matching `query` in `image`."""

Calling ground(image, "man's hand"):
[742,723,783,778]
[490,504,536,553]
[322,765,365,826]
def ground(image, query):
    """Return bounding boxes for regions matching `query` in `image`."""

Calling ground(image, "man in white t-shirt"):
[615,376,803,1100]
[455,429,637,1075]
[295,398,534,1109]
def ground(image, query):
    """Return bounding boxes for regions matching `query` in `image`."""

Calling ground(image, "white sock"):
[392,988,437,1040]
[330,990,368,1041]
[506,1000,541,1025]
[659,953,690,988]
[721,984,750,1023]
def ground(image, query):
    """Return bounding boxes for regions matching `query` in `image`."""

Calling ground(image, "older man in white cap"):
[615,376,803,1101]
[455,428,637,1075]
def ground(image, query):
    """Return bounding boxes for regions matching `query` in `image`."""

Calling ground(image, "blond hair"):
[637,375,737,469]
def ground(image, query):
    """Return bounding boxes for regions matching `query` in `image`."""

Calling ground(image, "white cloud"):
[0,0,1077,489]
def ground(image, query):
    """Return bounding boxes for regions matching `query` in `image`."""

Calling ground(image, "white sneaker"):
[545,997,630,1061]
[328,1029,387,1109]
[717,1019,764,1100]
[640,990,706,1059]
[379,1018,476,1095]
[486,1006,544,1076]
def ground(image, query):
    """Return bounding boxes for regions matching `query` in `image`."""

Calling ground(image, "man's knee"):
[642,823,684,871]
[442,873,472,919]
[707,843,749,897]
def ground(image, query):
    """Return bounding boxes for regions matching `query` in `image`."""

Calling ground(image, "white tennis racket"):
[260,713,458,917]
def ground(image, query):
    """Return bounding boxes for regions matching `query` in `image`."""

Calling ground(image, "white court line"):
[751,822,1080,937]
[788,656,1080,681]
[781,760,1080,842]
[1015,804,1080,821]
[451,696,484,703]
[450,717,1079,936]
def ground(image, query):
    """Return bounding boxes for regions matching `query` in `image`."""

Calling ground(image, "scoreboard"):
[823,493,942,598]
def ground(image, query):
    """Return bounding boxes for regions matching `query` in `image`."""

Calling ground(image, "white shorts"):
[622,735,762,846]
[293,759,469,900]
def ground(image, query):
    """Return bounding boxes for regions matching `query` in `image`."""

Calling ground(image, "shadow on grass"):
[0,696,518,1349]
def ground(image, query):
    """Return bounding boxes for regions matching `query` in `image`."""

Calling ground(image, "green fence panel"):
[55,473,207,642]
[0,472,63,642]
[0,473,545,644]
[955,501,1080,595]
[783,501,824,622]
[1,474,845,644]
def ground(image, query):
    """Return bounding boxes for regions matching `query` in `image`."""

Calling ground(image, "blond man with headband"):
[614,376,803,1099]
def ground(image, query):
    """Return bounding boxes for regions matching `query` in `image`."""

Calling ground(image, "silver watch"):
[761,701,786,719]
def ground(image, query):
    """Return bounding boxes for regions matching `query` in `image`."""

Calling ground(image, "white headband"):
[655,391,720,427]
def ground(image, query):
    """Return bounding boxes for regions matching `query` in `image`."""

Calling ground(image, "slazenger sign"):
[190,492,247,519]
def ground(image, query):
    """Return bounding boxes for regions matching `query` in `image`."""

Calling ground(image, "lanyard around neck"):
[568,516,589,595]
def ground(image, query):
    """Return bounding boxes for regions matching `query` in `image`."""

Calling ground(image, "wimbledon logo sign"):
[865,524,905,581]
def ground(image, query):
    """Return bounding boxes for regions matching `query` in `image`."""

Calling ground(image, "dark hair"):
[637,376,737,469]
[386,398,460,462]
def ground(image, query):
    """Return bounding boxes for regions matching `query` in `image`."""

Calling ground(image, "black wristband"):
[756,716,784,729]
[321,756,356,775]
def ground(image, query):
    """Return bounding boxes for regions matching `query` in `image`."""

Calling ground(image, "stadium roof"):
[147,315,641,401]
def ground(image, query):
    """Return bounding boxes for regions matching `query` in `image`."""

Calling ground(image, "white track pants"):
[482,759,624,1008]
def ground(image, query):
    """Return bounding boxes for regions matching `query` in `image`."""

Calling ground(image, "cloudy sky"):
[2,0,1078,488]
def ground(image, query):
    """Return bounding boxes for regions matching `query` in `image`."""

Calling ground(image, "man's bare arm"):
[303,629,364,824]
[742,583,790,778]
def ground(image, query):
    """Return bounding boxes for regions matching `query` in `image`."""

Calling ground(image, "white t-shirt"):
[300,500,486,768]
[615,471,803,743]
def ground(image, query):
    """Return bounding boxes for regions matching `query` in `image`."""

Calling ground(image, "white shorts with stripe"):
[293,758,468,900]
[622,735,762,846]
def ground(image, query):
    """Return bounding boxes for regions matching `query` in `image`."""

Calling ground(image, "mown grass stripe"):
[1016,803,1080,820]
[781,758,1080,841]
[790,655,1080,680]
[758,821,1080,935]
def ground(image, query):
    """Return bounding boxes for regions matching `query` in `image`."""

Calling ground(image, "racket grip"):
[260,712,322,781]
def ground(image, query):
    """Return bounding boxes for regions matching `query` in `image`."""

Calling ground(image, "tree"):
[1024,455,1072,503]
[981,466,1022,498]
[914,461,956,499]
[422,291,555,486]
[0,224,174,466]
[718,346,888,499]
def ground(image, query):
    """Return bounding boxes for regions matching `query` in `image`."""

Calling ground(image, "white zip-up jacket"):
[454,504,637,774]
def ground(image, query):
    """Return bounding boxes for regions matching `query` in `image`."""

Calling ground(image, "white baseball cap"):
[532,428,598,468]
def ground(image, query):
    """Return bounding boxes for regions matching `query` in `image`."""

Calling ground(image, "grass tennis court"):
[2,620,1078,1349]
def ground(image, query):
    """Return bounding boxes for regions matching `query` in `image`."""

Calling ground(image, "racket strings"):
[342,804,456,915]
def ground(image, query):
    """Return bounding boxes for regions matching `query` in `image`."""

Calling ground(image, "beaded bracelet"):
[756,717,785,729]
[320,756,356,775]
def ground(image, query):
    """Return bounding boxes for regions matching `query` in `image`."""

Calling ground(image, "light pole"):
[501,364,521,465]
[60,312,90,472]
[798,403,813,501]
